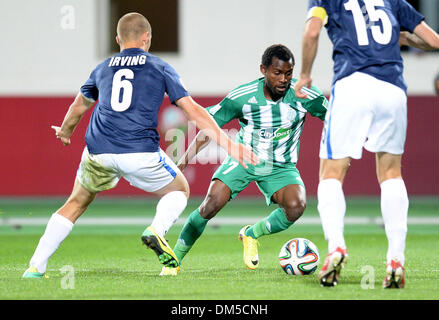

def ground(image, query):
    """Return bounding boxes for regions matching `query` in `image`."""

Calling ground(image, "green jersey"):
[207,77,328,165]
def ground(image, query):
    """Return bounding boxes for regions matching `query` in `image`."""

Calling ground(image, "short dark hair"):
[117,12,152,43]
[261,44,295,68]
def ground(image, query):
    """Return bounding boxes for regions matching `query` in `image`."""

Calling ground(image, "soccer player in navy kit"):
[294,0,439,288]
[23,13,257,278]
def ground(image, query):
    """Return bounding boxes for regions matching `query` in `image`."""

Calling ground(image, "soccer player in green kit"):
[161,44,328,275]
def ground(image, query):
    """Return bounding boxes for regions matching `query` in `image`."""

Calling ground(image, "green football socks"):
[245,208,294,239]
[173,209,209,263]
[174,207,294,263]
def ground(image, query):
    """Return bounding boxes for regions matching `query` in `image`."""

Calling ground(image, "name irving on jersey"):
[108,54,146,67]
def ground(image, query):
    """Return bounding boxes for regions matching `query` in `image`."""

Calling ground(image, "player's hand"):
[229,142,259,169]
[51,125,71,146]
[294,76,313,99]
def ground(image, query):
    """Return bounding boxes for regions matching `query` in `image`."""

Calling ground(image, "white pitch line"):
[1,217,439,226]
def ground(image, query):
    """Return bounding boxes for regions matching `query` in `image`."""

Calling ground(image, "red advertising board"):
[0,95,438,196]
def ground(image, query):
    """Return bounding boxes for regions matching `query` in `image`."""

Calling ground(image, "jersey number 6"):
[111,68,134,112]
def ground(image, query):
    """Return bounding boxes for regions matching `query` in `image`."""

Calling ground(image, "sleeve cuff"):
[80,92,96,103]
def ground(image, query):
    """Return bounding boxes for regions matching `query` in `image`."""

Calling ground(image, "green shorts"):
[212,156,305,206]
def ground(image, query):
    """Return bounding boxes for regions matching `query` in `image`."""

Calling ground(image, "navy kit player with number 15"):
[294,0,439,288]
[23,12,258,279]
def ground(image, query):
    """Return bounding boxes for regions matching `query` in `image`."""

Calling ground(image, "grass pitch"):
[1,196,438,301]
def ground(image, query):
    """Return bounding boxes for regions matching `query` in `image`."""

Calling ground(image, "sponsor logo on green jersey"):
[259,127,291,141]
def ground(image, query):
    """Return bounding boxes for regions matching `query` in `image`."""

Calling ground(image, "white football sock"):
[380,178,408,265]
[318,179,347,253]
[151,191,187,237]
[29,213,74,273]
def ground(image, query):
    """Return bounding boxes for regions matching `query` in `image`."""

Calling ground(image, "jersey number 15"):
[344,0,392,46]
[111,68,134,112]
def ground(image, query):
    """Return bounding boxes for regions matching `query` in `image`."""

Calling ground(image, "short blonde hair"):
[117,12,151,43]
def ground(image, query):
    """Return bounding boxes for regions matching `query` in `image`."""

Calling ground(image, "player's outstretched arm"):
[295,16,323,99]
[51,92,95,146]
[176,131,210,172]
[400,21,439,51]
[175,96,259,169]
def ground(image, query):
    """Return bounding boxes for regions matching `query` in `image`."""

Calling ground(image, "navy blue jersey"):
[307,0,424,91]
[80,48,189,154]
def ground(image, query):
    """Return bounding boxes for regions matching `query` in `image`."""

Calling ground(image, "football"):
[279,238,320,275]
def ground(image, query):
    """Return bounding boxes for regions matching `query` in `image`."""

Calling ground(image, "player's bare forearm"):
[61,93,93,134]
[300,17,322,78]
[296,17,322,98]
[52,92,94,145]
[176,131,210,171]
[182,104,237,161]
[402,22,439,51]
[300,39,317,79]
[400,31,435,51]
[176,96,259,168]
[178,98,232,151]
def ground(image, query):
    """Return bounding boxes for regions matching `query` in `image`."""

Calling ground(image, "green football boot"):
[141,226,179,268]
[22,267,49,279]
